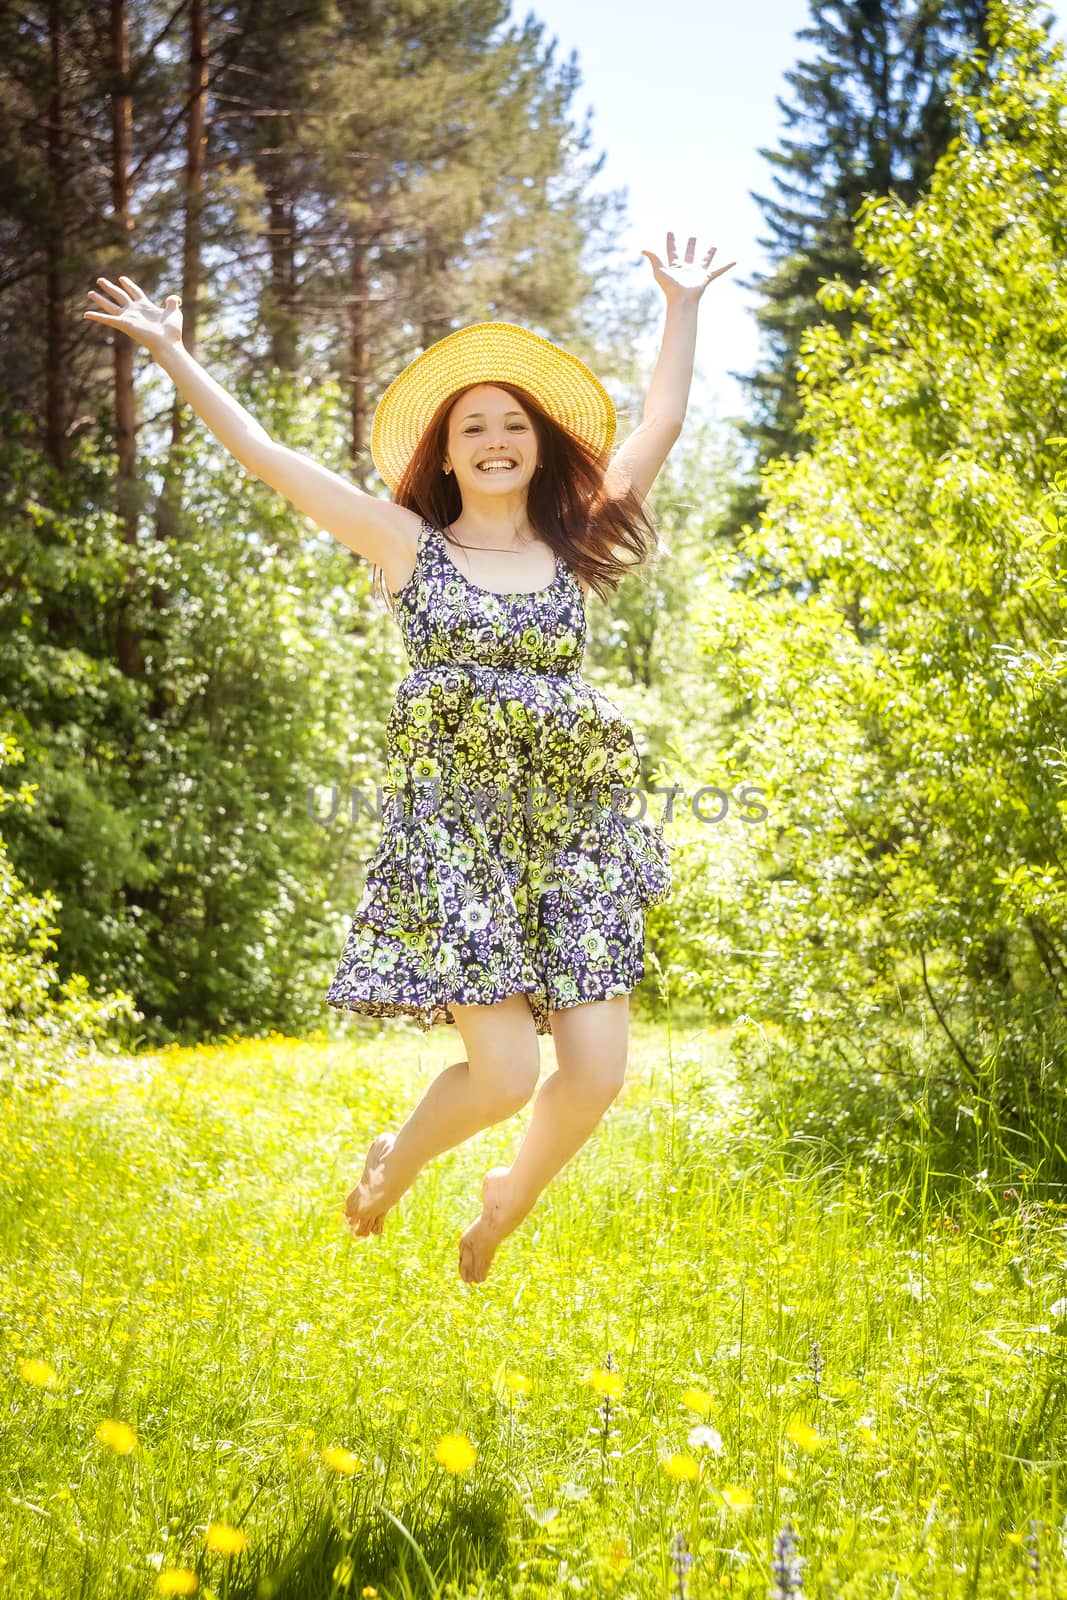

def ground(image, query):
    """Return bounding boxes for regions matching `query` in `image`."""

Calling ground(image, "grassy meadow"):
[3,1018,1066,1599]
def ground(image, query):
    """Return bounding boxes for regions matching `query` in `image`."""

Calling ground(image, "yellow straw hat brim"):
[370,321,616,494]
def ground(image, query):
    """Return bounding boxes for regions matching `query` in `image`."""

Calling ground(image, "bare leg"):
[458,993,629,1282]
[345,994,541,1237]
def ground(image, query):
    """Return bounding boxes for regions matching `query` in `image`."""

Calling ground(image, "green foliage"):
[0,377,407,1043]
[670,0,1067,1096]
[0,730,139,1079]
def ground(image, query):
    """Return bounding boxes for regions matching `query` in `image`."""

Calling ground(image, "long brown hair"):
[369,379,666,615]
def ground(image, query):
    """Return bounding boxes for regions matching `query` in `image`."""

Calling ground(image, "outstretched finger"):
[96,276,131,302]
[118,275,147,298]
[701,246,718,268]
[684,236,696,263]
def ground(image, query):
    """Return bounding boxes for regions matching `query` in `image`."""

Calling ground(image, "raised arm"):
[82,276,418,572]
[608,232,735,505]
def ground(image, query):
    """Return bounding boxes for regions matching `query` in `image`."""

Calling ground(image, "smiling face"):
[444,384,540,507]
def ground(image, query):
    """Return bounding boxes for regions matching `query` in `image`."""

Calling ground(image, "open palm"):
[641,232,735,301]
[82,275,183,353]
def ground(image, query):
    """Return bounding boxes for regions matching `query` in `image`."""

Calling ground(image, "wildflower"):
[857,1420,879,1446]
[662,1453,700,1481]
[609,1538,629,1572]
[155,1572,199,1596]
[18,1358,59,1390]
[434,1432,477,1474]
[504,1371,532,1395]
[687,1424,723,1454]
[784,1418,823,1452]
[322,1445,362,1475]
[361,1588,379,1597]
[681,1386,714,1415]
[95,1419,138,1455]
[719,1483,755,1512]
[671,1531,694,1595]
[589,1368,624,1400]
[770,1518,806,1598]
[202,1522,248,1556]
[1024,1518,1043,1584]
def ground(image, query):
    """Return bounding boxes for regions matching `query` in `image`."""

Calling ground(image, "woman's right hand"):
[83,275,184,356]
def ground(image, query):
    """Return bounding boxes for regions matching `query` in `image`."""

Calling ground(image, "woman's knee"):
[568,1055,627,1105]
[452,995,542,1115]
[551,996,629,1104]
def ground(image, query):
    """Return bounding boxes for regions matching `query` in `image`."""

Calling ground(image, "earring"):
[443,462,452,475]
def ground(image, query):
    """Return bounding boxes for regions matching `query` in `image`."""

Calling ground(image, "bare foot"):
[345,1131,398,1238]
[458,1165,525,1283]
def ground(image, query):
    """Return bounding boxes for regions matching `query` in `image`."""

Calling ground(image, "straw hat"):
[370,321,616,494]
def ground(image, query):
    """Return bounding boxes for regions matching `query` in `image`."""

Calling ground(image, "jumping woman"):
[83,231,734,1282]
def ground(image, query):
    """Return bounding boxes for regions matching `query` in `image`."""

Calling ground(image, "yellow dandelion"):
[18,1358,59,1390]
[778,1462,796,1483]
[203,1522,248,1556]
[589,1368,624,1400]
[434,1432,477,1474]
[362,1588,379,1597]
[663,1453,700,1482]
[719,1483,755,1512]
[609,1538,629,1571]
[681,1386,714,1416]
[1005,1530,1024,1545]
[857,1423,878,1446]
[321,1445,362,1476]
[155,1570,199,1596]
[504,1371,532,1396]
[95,1419,138,1455]
[784,1418,823,1452]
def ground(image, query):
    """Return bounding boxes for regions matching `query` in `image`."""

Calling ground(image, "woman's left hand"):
[641,232,735,302]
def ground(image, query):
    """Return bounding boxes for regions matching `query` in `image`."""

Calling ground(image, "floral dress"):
[325,517,672,1035]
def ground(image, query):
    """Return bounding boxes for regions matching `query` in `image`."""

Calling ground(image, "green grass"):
[2,1018,1065,1598]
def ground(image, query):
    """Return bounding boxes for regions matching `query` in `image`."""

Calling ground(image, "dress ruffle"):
[347,802,518,937]
[548,802,672,910]
[324,793,671,1035]
[354,794,670,937]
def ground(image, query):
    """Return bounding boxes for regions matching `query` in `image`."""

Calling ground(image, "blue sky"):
[514,0,1067,425]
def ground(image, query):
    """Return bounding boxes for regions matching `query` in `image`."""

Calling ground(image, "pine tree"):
[724,0,996,547]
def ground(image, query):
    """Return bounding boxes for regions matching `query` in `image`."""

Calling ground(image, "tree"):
[676,0,1067,1098]
[724,0,996,549]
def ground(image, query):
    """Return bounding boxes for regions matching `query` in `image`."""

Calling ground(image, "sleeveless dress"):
[325,517,672,1036]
